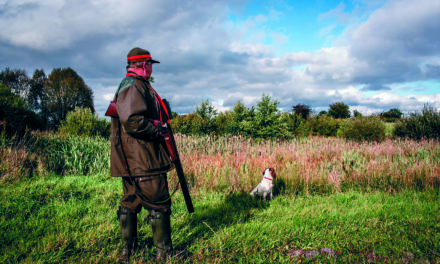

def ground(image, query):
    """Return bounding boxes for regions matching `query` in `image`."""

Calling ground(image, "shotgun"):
[162,122,195,213]
[160,99,194,214]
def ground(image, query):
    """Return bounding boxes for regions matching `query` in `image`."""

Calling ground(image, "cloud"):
[0,0,439,117]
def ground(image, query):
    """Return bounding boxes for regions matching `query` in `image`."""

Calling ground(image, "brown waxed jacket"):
[110,76,174,177]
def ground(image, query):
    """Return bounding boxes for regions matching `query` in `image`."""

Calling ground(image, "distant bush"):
[308,115,341,137]
[394,105,440,140]
[59,107,110,138]
[338,116,386,142]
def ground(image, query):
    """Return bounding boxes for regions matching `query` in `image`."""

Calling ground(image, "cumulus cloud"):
[0,0,439,116]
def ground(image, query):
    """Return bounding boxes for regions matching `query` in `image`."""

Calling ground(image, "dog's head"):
[262,167,276,179]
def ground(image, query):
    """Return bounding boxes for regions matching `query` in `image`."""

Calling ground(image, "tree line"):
[0,67,94,136]
[171,96,405,141]
[3,66,433,142]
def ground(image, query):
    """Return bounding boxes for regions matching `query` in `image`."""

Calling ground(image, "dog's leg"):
[250,187,258,197]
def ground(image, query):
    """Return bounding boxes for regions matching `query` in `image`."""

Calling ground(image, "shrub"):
[59,107,110,138]
[280,113,309,137]
[308,115,340,137]
[394,105,440,140]
[171,113,205,135]
[338,116,386,142]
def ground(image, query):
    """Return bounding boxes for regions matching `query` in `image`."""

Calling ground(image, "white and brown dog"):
[250,168,276,200]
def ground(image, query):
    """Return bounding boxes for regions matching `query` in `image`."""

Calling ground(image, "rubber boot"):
[118,206,138,261]
[149,210,173,261]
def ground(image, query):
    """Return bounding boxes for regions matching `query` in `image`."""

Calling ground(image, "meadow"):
[1,133,439,263]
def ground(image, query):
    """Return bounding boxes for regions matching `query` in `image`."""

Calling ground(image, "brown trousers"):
[120,174,172,214]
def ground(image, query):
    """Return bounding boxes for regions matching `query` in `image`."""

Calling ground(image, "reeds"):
[172,134,440,194]
[2,131,439,194]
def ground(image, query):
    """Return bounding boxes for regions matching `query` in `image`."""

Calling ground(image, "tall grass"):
[0,131,109,183]
[172,134,440,194]
[2,131,439,194]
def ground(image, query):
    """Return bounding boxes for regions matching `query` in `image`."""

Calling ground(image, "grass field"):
[0,173,439,263]
[1,134,439,263]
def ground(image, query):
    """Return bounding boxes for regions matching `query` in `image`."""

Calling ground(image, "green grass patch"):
[1,174,439,263]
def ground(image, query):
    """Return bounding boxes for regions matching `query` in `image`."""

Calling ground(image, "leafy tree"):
[227,101,254,136]
[0,84,41,137]
[292,103,311,119]
[353,110,363,118]
[214,111,231,136]
[253,94,282,139]
[193,99,218,134]
[328,102,350,119]
[381,108,403,120]
[195,99,217,120]
[42,68,94,128]
[0,68,29,98]
[318,110,328,116]
[27,69,47,111]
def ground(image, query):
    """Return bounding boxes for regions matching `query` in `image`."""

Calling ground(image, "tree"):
[328,102,350,119]
[193,99,217,134]
[381,108,403,120]
[292,103,312,119]
[41,68,94,128]
[253,94,282,139]
[27,69,47,111]
[318,110,328,116]
[225,100,255,136]
[353,110,363,118]
[0,84,41,136]
[195,99,217,120]
[0,68,30,98]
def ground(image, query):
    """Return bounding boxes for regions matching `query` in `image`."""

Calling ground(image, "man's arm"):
[116,83,158,140]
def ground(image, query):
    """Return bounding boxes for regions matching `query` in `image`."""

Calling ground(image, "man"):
[109,47,174,261]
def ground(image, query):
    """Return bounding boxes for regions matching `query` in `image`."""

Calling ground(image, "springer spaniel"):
[250,168,276,200]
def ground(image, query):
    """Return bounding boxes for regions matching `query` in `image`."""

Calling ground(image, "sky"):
[0,0,439,117]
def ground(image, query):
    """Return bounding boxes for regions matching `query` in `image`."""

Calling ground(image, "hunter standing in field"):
[108,47,174,261]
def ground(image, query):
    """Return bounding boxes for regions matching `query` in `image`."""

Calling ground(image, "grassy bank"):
[1,173,439,263]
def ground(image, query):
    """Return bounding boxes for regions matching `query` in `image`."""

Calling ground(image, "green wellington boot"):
[118,206,138,261]
[149,210,173,261]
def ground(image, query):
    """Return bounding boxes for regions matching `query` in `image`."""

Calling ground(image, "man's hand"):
[154,124,169,140]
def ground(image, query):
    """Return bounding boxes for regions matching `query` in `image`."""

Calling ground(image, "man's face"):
[143,61,153,79]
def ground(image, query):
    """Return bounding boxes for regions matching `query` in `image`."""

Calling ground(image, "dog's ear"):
[270,167,276,178]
